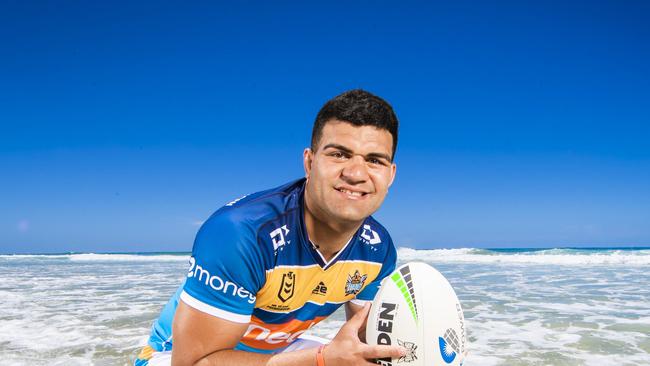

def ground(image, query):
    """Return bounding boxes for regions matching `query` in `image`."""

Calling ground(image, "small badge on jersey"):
[312,281,328,296]
[360,224,381,245]
[270,225,291,253]
[277,271,296,302]
[345,270,368,296]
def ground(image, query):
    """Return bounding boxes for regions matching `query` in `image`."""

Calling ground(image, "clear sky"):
[1,1,649,253]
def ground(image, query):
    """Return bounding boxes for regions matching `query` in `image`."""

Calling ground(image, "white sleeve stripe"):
[180,291,251,324]
[350,299,370,306]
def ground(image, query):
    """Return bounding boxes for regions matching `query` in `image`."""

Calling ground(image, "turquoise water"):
[1,247,649,365]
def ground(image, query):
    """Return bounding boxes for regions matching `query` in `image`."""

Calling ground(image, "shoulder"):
[360,216,395,249]
[187,179,306,295]
[346,215,396,265]
[194,179,305,259]
[210,179,304,228]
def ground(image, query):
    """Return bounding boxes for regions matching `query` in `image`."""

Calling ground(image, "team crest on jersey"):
[360,224,381,245]
[312,281,328,296]
[345,270,368,296]
[277,271,296,302]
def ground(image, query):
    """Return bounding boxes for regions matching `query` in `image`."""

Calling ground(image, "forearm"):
[194,348,318,366]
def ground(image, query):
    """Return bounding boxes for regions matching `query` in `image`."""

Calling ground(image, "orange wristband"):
[316,345,326,366]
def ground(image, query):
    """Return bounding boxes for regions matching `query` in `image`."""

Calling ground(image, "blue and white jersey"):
[145,178,396,354]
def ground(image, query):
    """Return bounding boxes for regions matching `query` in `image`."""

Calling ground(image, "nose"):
[341,155,369,184]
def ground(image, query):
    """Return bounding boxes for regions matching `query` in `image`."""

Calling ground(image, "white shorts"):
[135,335,330,366]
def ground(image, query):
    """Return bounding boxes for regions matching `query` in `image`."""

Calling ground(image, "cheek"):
[370,170,392,191]
[311,164,334,192]
[316,162,341,180]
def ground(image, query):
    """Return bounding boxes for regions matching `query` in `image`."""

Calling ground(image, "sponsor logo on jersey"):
[344,270,367,295]
[270,225,290,252]
[187,257,256,304]
[311,281,328,296]
[360,224,381,245]
[242,318,320,348]
[439,328,460,364]
[277,271,296,302]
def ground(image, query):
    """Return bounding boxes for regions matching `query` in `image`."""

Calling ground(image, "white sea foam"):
[0,254,70,259]
[1,249,650,365]
[0,253,189,262]
[68,253,189,262]
[397,247,650,266]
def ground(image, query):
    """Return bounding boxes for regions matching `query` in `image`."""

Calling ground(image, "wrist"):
[316,345,326,366]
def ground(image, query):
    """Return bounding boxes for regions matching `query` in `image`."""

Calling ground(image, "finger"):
[361,361,381,366]
[361,344,407,360]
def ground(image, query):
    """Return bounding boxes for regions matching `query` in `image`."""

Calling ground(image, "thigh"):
[147,351,172,366]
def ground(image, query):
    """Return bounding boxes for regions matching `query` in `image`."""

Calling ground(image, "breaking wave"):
[397,247,650,266]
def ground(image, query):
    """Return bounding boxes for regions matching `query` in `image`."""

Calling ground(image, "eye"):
[329,151,348,159]
[367,157,386,166]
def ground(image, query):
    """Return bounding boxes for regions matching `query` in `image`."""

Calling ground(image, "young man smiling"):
[135,89,404,366]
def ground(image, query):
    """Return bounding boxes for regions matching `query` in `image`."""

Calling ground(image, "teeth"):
[338,188,363,197]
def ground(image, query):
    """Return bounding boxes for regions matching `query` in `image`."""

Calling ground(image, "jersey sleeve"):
[180,212,265,324]
[352,238,397,304]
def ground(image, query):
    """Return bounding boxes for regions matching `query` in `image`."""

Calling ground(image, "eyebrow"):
[322,143,393,163]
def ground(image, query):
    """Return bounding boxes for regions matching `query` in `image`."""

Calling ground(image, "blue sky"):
[1,1,649,253]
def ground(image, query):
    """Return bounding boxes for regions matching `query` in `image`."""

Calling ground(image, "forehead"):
[318,120,393,155]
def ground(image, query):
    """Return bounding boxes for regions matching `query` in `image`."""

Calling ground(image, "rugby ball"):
[366,262,467,366]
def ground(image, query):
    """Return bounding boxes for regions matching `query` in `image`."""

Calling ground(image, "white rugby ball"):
[366,262,467,366]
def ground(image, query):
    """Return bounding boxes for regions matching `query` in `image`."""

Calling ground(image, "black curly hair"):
[311,89,399,160]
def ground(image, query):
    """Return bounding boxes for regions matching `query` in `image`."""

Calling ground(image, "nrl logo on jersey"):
[277,271,296,302]
[345,270,368,296]
[270,225,290,252]
[360,224,381,245]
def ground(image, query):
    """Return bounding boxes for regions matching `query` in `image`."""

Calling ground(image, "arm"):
[172,301,404,366]
[345,301,368,342]
[171,300,256,366]
[345,300,365,320]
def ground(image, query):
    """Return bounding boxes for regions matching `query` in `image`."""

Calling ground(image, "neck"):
[303,197,363,262]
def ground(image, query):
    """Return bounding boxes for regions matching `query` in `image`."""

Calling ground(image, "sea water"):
[1,248,649,365]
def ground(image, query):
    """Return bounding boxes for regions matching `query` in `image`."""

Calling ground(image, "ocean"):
[1,247,649,365]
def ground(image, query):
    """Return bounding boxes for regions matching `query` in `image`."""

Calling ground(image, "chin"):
[330,207,374,223]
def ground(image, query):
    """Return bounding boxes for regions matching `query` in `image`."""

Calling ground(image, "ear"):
[303,148,313,180]
[388,162,397,188]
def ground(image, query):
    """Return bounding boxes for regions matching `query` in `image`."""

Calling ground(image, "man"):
[135,89,405,366]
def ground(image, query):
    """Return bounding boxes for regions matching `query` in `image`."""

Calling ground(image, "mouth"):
[334,187,369,199]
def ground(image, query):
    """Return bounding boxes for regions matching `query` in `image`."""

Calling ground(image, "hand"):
[324,303,405,366]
